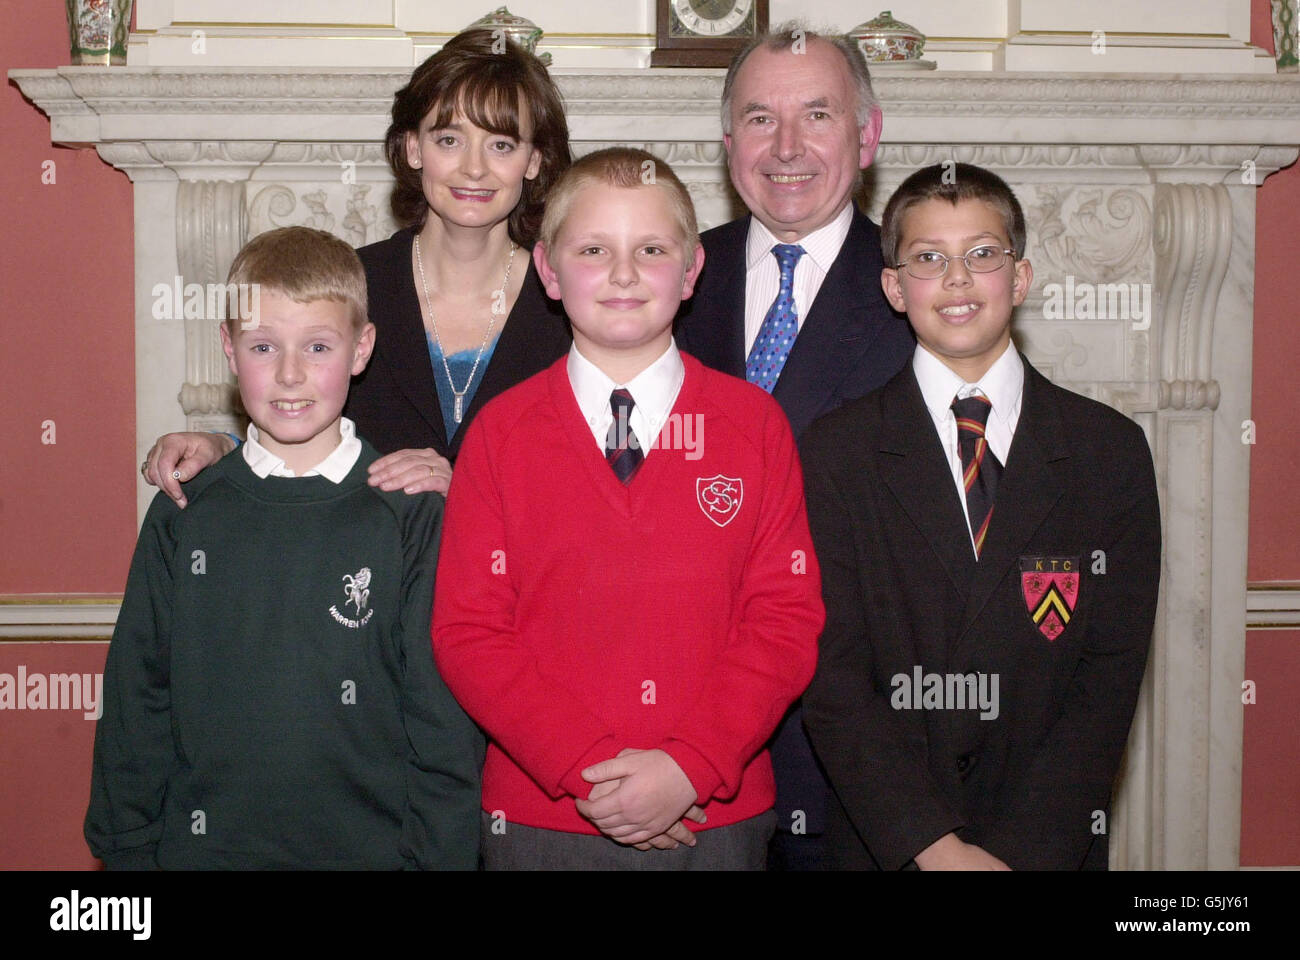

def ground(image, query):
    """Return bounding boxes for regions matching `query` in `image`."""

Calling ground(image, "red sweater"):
[432,352,823,833]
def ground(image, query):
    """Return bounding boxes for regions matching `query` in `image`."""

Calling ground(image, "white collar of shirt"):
[742,202,854,356]
[243,417,362,482]
[912,341,1023,556]
[567,340,685,456]
[914,340,1024,440]
[744,202,853,274]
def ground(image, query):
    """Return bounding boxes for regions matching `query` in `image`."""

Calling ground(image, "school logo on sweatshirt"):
[1019,557,1079,640]
[696,475,743,528]
[329,566,374,628]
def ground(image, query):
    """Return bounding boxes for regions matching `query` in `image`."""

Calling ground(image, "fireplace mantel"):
[12,64,1300,870]
[16,67,1300,144]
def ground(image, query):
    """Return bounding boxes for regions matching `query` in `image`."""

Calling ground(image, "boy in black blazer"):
[801,163,1161,870]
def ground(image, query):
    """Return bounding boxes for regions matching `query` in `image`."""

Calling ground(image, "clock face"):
[670,0,755,39]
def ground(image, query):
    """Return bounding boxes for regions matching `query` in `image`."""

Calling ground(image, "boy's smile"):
[881,197,1032,383]
[535,182,705,377]
[221,290,374,475]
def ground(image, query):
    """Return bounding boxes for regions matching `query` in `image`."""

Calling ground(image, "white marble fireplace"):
[13,10,1300,870]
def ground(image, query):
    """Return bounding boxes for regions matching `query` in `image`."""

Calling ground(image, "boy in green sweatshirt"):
[86,226,481,869]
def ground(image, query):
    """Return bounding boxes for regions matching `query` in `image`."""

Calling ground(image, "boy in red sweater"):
[432,148,824,869]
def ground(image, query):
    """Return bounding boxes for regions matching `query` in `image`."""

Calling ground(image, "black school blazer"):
[800,355,1161,870]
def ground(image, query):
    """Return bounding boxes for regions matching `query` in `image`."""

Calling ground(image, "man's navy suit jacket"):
[676,208,914,834]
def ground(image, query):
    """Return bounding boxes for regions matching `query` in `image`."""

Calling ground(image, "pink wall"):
[1246,1,1300,582]
[0,644,107,869]
[1,0,136,871]
[0,0,137,595]
[1240,629,1300,866]
[1241,0,1300,867]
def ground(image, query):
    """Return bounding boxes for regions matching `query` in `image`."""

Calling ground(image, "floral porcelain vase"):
[66,0,132,65]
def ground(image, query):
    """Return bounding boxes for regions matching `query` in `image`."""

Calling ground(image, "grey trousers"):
[480,809,777,871]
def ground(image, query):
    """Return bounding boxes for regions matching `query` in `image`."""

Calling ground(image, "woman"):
[142,31,571,500]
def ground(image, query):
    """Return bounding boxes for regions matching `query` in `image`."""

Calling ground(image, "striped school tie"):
[605,388,644,484]
[952,393,1003,558]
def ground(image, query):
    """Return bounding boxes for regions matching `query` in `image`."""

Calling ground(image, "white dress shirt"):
[913,341,1024,557]
[243,416,362,482]
[567,340,685,457]
[743,202,854,357]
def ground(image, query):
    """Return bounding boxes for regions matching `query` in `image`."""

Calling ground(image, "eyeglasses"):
[893,244,1016,280]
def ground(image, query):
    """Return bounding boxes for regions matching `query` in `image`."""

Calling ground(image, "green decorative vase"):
[1272,0,1298,72]
[66,0,132,65]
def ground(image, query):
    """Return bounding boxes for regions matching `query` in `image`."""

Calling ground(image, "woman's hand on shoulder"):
[367,448,453,495]
[141,432,235,508]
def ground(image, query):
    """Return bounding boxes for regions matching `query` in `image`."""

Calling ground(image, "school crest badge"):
[1019,557,1079,641]
[696,475,743,528]
[342,567,371,613]
[330,566,374,629]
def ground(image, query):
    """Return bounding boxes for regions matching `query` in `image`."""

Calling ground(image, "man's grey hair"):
[720,20,878,135]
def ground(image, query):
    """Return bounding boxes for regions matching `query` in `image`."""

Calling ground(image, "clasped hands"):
[574,748,706,852]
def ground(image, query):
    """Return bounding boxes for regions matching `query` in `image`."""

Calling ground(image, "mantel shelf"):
[12,68,1300,150]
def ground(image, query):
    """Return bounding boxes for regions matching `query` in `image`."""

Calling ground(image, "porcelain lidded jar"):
[847,10,926,62]
[461,6,552,65]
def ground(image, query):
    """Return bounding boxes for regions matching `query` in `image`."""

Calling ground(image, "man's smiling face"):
[724,40,882,243]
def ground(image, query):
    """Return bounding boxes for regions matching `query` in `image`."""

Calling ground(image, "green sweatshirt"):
[85,442,482,869]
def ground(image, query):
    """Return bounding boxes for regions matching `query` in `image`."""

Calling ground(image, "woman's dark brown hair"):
[384,30,571,247]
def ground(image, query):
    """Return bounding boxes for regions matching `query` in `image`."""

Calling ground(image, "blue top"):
[427,332,500,440]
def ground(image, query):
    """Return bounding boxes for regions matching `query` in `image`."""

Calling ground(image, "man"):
[676,23,914,870]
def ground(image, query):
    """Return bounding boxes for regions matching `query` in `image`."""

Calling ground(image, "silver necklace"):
[414,234,515,425]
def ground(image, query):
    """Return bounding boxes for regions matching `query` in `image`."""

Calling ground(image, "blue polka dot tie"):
[746,244,805,393]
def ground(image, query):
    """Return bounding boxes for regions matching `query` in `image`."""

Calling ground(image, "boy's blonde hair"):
[225,226,368,334]
[538,147,699,252]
